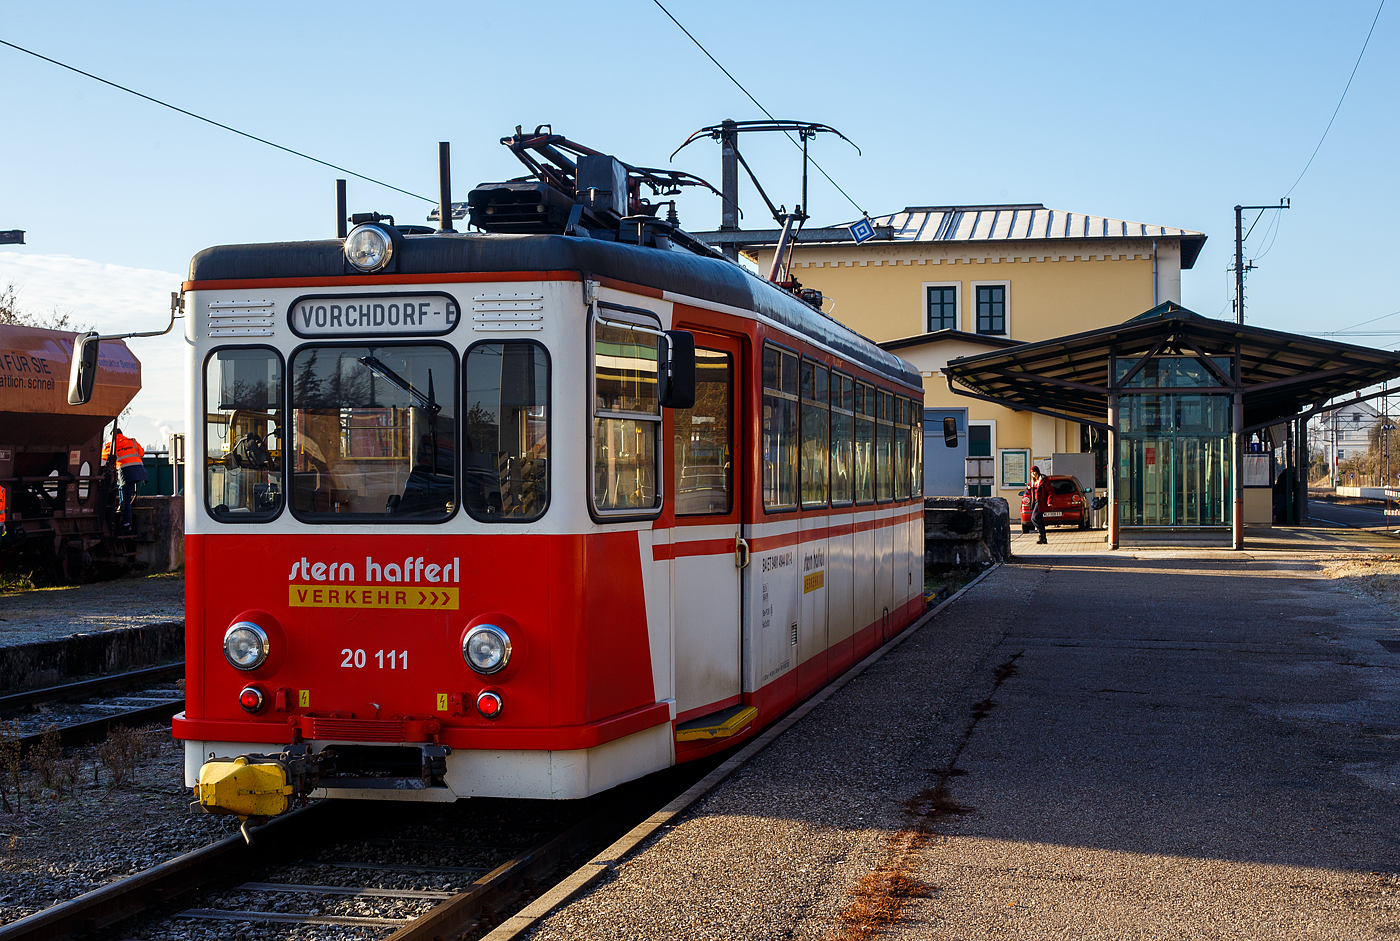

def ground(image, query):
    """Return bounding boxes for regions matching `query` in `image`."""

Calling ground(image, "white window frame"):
[922,281,961,333]
[971,280,1011,338]
[965,419,996,496]
[588,303,664,521]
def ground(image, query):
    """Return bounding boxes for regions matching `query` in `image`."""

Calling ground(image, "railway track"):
[0,758,718,941]
[0,663,185,751]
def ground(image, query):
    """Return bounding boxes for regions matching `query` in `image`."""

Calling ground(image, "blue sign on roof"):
[848,218,874,244]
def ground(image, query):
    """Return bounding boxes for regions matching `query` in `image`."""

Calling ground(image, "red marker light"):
[476,691,504,719]
[239,685,266,713]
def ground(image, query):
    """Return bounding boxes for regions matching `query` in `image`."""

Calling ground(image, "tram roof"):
[188,232,922,390]
[944,302,1400,430]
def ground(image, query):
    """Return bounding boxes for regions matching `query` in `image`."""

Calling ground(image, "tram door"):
[670,332,744,719]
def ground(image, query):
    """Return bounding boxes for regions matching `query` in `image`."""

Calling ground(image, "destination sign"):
[289,292,459,338]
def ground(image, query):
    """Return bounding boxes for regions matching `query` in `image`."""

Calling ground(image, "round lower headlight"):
[462,625,511,675]
[344,223,393,272]
[224,621,269,671]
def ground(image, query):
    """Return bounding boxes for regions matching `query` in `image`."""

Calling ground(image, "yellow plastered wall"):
[753,237,1178,497]
[752,241,1161,343]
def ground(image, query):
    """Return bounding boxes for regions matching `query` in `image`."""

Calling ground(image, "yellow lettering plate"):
[803,571,825,594]
[289,585,459,609]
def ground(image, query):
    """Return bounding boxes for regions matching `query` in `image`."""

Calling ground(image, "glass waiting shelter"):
[943,303,1400,549]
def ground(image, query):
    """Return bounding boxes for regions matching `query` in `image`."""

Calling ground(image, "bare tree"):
[0,280,90,331]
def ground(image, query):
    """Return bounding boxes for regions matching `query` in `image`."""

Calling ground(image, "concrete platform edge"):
[0,620,184,692]
[482,564,1004,941]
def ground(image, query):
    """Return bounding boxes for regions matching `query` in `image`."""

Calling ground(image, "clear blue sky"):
[1,0,1395,435]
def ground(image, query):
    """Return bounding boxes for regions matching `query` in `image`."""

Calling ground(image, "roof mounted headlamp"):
[344,223,394,272]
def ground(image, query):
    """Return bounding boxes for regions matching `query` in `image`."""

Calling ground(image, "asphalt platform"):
[521,525,1400,940]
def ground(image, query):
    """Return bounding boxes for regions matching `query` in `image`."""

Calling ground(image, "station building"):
[716,203,1206,501]
[701,205,1400,546]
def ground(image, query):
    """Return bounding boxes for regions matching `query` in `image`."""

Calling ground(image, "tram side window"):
[464,341,549,521]
[854,381,875,504]
[911,400,924,499]
[831,372,854,506]
[593,318,660,513]
[205,348,284,520]
[894,396,911,499]
[800,358,829,508]
[289,344,456,521]
[875,390,894,502]
[763,346,799,509]
[674,349,733,516]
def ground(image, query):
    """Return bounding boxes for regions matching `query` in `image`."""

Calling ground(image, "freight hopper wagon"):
[183,132,925,822]
[0,323,141,581]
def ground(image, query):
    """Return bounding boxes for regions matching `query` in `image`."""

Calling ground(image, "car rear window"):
[1050,479,1079,495]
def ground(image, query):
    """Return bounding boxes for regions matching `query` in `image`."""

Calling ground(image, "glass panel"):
[894,411,910,499]
[463,342,548,521]
[928,286,956,331]
[289,345,455,520]
[801,400,829,508]
[781,352,798,397]
[674,349,732,515]
[205,348,284,519]
[595,321,658,415]
[854,415,874,504]
[1119,390,1232,527]
[831,409,853,504]
[876,420,893,501]
[594,418,657,510]
[763,393,798,508]
[968,424,991,457]
[1117,356,1233,389]
[976,285,1006,334]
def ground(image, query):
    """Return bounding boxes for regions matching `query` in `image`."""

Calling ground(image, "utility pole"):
[718,119,739,262]
[1234,199,1289,325]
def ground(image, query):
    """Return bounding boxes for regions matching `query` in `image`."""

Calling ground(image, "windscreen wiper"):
[357,356,441,415]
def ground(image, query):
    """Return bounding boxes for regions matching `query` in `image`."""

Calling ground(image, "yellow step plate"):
[675,705,758,742]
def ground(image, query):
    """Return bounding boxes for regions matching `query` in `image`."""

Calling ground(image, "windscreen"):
[289,344,456,520]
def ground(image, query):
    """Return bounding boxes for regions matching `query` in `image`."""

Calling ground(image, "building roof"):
[695,203,1207,269]
[943,302,1400,431]
[877,328,1022,353]
[871,204,1206,268]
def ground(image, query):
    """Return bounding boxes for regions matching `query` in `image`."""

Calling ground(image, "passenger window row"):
[763,344,922,512]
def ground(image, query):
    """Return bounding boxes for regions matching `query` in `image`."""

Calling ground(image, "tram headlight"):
[224,622,270,671]
[344,223,394,272]
[462,625,511,675]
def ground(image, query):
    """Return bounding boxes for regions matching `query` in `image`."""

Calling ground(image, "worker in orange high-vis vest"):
[102,427,148,531]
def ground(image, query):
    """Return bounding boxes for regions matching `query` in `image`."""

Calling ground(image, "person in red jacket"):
[1029,465,1054,545]
[102,427,148,531]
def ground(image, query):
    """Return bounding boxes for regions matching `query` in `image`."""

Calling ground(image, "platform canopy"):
[944,302,1400,431]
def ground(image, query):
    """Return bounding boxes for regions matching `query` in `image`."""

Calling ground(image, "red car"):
[1021,475,1091,531]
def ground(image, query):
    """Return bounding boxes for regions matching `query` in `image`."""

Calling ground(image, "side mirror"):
[67,332,100,405]
[658,330,696,409]
[942,416,958,447]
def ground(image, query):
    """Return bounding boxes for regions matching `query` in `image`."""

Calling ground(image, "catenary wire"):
[650,0,868,219]
[0,37,434,203]
[1284,0,1386,198]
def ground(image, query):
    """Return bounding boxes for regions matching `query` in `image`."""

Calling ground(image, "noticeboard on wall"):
[1243,453,1272,487]
[1001,449,1030,489]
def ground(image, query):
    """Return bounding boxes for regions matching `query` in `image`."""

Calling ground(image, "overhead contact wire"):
[650,0,869,219]
[0,37,434,203]
[1284,0,1386,197]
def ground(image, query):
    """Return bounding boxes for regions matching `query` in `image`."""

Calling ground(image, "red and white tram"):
[179,134,924,818]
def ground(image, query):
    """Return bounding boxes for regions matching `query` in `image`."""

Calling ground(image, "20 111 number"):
[340,648,408,669]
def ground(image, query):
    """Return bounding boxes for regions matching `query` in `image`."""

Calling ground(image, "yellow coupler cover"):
[196,756,294,818]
